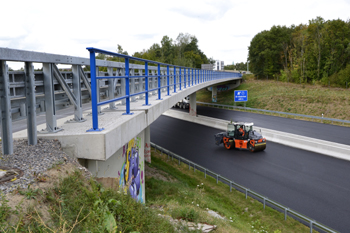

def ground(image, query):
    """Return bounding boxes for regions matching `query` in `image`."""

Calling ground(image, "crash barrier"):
[86,47,241,131]
[151,142,338,233]
[197,102,350,125]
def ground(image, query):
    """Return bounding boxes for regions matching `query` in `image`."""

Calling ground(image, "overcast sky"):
[1,0,350,69]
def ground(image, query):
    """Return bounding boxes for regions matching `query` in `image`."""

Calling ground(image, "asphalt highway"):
[176,105,350,146]
[151,115,350,232]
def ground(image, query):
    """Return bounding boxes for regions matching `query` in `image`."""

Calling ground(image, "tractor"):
[215,122,266,152]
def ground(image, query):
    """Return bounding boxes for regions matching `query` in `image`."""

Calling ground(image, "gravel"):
[0,139,82,194]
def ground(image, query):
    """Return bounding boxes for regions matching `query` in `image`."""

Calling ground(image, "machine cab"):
[227,122,254,139]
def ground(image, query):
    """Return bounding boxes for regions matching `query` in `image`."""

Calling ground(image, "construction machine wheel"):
[223,137,233,150]
[224,142,232,150]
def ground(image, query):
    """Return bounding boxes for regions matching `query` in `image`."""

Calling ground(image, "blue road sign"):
[234,90,248,102]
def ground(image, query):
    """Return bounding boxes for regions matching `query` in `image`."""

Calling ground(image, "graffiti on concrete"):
[217,85,229,92]
[120,137,144,203]
[212,95,217,103]
[144,143,151,163]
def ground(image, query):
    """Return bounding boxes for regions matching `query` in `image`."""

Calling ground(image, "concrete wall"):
[86,130,145,203]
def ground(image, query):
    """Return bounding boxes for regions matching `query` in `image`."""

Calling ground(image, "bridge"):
[0,47,242,202]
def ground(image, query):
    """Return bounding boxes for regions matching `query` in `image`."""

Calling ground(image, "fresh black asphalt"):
[177,105,350,146]
[151,115,350,232]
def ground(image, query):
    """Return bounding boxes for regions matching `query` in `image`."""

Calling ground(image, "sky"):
[1,0,350,69]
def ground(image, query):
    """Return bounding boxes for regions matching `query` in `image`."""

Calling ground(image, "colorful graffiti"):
[119,137,144,203]
[212,94,217,103]
[144,143,151,163]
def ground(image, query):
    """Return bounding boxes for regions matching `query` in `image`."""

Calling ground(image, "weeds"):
[19,185,42,200]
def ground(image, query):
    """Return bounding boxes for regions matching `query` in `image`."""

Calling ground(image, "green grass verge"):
[196,74,350,126]
[146,150,313,233]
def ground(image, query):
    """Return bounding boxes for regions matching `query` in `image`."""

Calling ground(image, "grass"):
[196,74,350,126]
[0,150,315,232]
[146,150,312,233]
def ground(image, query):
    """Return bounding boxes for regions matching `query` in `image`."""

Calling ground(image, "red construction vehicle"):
[215,122,266,152]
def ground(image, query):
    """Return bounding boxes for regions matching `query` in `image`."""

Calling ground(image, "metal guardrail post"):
[285,208,289,220]
[157,64,162,100]
[184,68,186,89]
[216,174,218,184]
[173,67,177,93]
[87,51,103,131]
[24,62,37,145]
[72,65,86,120]
[263,198,266,209]
[192,69,194,86]
[124,58,133,115]
[166,65,170,96]
[205,169,206,178]
[130,69,136,102]
[179,67,182,90]
[0,61,13,154]
[144,62,150,106]
[230,182,232,192]
[43,63,60,132]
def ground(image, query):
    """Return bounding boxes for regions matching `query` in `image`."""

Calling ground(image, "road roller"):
[214,121,266,152]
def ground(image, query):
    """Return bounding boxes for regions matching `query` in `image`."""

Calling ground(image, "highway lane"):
[151,115,350,232]
[175,105,350,146]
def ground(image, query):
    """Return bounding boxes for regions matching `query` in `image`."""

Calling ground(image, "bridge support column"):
[212,85,217,103]
[85,130,146,203]
[189,92,197,117]
[144,126,151,163]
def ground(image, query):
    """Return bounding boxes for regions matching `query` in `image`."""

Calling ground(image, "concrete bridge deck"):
[13,78,237,161]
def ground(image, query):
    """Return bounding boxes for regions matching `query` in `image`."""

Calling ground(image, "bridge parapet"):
[0,47,242,156]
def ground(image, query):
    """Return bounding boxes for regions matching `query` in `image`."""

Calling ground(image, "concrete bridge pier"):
[212,86,217,103]
[189,92,197,116]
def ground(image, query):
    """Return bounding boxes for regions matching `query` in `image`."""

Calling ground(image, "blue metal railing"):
[86,47,242,131]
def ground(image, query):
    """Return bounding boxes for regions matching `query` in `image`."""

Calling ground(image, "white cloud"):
[1,0,350,70]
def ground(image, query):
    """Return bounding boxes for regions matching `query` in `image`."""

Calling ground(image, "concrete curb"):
[162,109,350,161]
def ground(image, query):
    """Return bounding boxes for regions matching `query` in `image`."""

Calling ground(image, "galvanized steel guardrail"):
[151,142,338,233]
[197,102,350,125]
[86,47,241,131]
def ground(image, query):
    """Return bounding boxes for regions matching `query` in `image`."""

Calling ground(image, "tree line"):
[248,17,350,87]
[96,33,215,71]
[224,62,247,71]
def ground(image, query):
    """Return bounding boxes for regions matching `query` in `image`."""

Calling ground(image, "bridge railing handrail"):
[151,142,338,233]
[86,47,242,132]
[197,102,350,125]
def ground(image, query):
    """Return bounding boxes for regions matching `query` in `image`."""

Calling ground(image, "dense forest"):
[248,17,350,87]
[96,33,215,70]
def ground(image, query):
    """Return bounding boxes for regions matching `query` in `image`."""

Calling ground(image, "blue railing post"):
[166,65,170,96]
[184,68,186,88]
[124,58,133,115]
[157,64,162,100]
[173,67,177,93]
[188,68,190,87]
[143,62,150,106]
[87,50,103,132]
[179,67,182,90]
[192,69,194,86]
